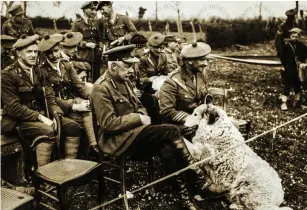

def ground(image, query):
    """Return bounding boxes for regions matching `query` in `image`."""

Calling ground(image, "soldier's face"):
[14,14,24,23]
[168,42,179,51]
[17,44,38,66]
[186,57,208,73]
[290,33,299,42]
[46,45,61,62]
[84,8,96,18]
[150,45,164,56]
[101,5,112,17]
[112,62,134,81]
[62,46,77,58]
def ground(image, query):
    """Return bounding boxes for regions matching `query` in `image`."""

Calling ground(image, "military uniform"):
[160,42,211,138]
[38,33,98,153]
[2,5,35,38]
[1,35,16,70]
[90,44,203,209]
[162,47,179,72]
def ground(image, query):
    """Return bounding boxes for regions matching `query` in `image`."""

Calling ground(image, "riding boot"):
[176,175,201,210]
[65,136,80,159]
[82,112,99,155]
[36,142,53,167]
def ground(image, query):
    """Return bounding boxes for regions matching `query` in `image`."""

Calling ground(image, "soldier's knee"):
[63,121,81,137]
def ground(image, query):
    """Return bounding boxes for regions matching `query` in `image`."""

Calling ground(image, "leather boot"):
[36,142,53,168]
[82,112,99,155]
[176,176,201,210]
[65,136,80,159]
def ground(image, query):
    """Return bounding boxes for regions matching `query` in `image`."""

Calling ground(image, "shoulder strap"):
[171,77,196,97]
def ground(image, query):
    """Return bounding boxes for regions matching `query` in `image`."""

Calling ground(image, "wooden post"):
[148,20,152,36]
[155,1,158,21]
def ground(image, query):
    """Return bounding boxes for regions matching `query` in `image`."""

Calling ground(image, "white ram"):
[184,104,292,210]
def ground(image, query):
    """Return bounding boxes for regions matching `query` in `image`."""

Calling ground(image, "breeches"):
[284,67,302,95]
[125,124,188,173]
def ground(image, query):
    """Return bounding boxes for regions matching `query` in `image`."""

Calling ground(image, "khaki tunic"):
[40,59,90,115]
[159,66,208,124]
[90,70,148,156]
[1,62,63,132]
[2,18,35,38]
[104,13,137,42]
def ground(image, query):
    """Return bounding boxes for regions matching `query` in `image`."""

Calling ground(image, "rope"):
[90,112,307,210]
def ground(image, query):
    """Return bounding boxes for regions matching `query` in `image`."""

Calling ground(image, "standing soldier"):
[163,35,180,72]
[1,35,64,167]
[2,4,35,38]
[38,32,100,155]
[96,1,137,47]
[71,1,103,82]
[91,45,202,210]
[1,35,16,70]
[159,42,212,139]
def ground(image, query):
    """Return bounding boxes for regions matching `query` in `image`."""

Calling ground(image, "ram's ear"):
[183,138,202,160]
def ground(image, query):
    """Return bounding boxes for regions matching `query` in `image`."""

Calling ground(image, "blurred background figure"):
[1,35,17,70]
[2,4,35,38]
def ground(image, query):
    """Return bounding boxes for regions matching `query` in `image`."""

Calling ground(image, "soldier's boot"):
[279,95,288,110]
[173,139,203,175]
[83,112,99,155]
[280,69,286,86]
[36,142,53,168]
[293,93,302,108]
[64,136,80,159]
[176,176,201,210]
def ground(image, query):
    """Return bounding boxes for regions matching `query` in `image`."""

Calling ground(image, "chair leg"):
[98,166,105,210]
[120,157,129,210]
[148,158,155,195]
[57,186,68,210]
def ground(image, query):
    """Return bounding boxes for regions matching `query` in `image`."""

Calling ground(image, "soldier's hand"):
[139,114,151,125]
[72,101,91,112]
[86,42,97,49]
[38,114,55,128]
[117,36,126,45]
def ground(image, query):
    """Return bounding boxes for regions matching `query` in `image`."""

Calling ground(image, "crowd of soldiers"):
[1,2,306,209]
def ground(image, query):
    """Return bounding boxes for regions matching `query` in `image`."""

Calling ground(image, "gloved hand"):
[85,42,96,49]
[72,100,91,112]
[179,125,198,138]
[38,114,54,128]
[117,36,126,45]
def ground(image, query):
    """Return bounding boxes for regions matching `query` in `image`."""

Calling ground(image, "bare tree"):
[1,1,15,18]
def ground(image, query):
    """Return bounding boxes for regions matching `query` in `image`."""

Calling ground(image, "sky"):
[1,1,304,20]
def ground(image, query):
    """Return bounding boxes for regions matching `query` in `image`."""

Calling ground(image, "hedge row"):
[1,16,276,48]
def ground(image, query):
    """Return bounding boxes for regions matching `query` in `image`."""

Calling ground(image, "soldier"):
[163,35,180,72]
[38,32,99,155]
[96,1,137,47]
[2,4,35,38]
[91,45,202,210]
[1,35,16,70]
[1,35,74,168]
[275,28,307,110]
[159,42,212,139]
[71,1,103,82]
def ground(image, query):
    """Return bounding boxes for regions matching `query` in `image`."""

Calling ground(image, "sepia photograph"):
[0,1,306,209]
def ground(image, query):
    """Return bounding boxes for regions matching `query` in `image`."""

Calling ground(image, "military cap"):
[176,36,187,44]
[96,1,112,10]
[289,27,302,34]
[61,32,83,47]
[8,4,25,16]
[1,35,17,49]
[148,34,165,47]
[37,34,64,52]
[285,9,297,16]
[164,35,176,43]
[13,34,40,50]
[103,45,139,63]
[81,1,97,10]
[181,42,211,59]
[130,34,147,48]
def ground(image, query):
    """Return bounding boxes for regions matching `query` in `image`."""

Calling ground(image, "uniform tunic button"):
[185,95,188,98]
[120,100,123,102]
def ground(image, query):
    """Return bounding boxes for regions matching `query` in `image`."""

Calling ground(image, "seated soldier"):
[91,45,203,210]
[160,42,212,140]
[1,35,78,167]
[37,33,99,155]
[1,35,16,70]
